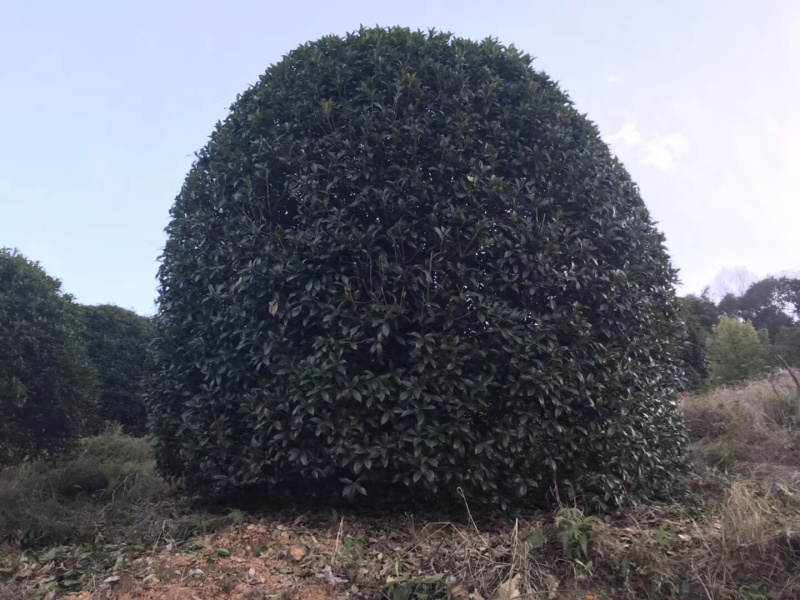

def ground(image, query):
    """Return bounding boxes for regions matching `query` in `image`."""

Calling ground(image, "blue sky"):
[2,1,798,315]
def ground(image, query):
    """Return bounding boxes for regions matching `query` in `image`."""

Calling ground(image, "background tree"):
[677,294,719,389]
[773,325,800,368]
[149,27,687,508]
[779,277,800,319]
[0,249,99,463]
[717,293,740,319]
[80,305,152,436]
[736,278,794,341]
[707,317,770,385]
[708,266,758,301]
[716,277,799,341]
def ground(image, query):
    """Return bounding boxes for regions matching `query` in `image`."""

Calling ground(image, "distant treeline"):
[0,248,151,463]
[679,277,800,388]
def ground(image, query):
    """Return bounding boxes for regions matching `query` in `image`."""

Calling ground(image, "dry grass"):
[682,370,800,475]
[0,426,175,548]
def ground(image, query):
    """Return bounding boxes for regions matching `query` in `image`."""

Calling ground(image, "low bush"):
[0,427,172,547]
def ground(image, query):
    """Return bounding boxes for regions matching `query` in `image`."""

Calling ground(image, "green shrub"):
[707,317,770,385]
[80,305,153,436]
[0,249,99,463]
[149,27,687,507]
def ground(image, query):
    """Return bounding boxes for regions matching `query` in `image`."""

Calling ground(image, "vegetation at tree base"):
[0,249,99,463]
[149,26,687,507]
[80,305,153,436]
[707,317,770,385]
[5,373,800,600]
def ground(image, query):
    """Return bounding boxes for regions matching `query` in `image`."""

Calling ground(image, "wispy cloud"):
[605,120,689,172]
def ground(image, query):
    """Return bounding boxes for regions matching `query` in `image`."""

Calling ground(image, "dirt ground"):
[73,522,341,600]
[2,507,600,600]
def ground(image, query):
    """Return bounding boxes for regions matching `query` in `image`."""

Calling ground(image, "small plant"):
[338,536,367,566]
[524,528,548,554]
[739,583,770,600]
[169,511,243,542]
[385,573,449,600]
[653,526,672,550]
[554,508,603,561]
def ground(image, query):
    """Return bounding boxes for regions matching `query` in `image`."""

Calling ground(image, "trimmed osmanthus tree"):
[0,249,99,462]
[149,27,687,508]
[80,304,153,436]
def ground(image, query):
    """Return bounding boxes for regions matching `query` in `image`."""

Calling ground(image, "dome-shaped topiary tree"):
[80,305,153,436]
[0,249,99,463]
[150,27,687,507]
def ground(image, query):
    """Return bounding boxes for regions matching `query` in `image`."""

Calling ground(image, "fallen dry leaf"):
[490,574,520,600]
[289,546,307,561]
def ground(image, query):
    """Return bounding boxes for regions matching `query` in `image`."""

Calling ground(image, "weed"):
[523,528,547,554]
[682,371,800,474]
[169,510,243,543]
[385,573,450,600]
[554,508,603,561]
[653,526,671,550]
[739,583,770,600]
[338,536,368,566]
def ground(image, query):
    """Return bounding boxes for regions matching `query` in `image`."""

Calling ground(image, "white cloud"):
[639,133,689,171]
[604,120,689,172]
[606,75,620,83]
[605,121,641,145]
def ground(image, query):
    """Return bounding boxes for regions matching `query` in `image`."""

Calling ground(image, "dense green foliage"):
[0,249,99,463]
[707,317,770,385]
[774,325,800,368]
[150,27,687,507]
[80,305,153,436]
[677,294,719,389]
